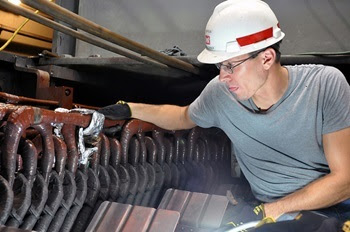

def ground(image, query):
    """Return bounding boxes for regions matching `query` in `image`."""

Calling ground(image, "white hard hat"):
[198,0,285,64]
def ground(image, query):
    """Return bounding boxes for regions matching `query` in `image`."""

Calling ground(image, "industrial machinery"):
[0,0,349,231]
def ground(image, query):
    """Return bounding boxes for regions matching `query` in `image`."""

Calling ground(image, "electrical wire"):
[0,0,52,52]
[0,11,37,51]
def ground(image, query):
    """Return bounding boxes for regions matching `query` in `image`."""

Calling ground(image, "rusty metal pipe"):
[147,131,170,207]
[109,138,121,170]
[16,154,23,173]
[117,134,139,204]
[39,108,121,129]
[145,136,157,167]
[0,92,58,106]
[136,133,156,207]
[144,136,165,207]
[33,171,63,232]
[0,104,21,121]
[32,124,55,183]
[0,91,107,111]
[129,137,149,206]
[198,138,215,193]
[39,109,91,127]
[46,170,76,232]
[19,0,201,75]
[61,124,79,174]
[163,137,174,165]
[18,139,38,187]
[129,137,140,166]
[0,98,124,128]
[20,173,48,230]
[98,135,118,202]
[1,106,35,187]
[74,139,108,232]
[99,134,110,167]
[152,130,166,166]
[163,137,181,190]
[100,134,120,201]
[53,136,67,180]
[187,127,201,162]
[1,105,112,187]
[5,173,31,228]
[174,131,187,165]
[0,175,13,225]
[136,132,147,165]
[89,140,101,173]
[0,91,101,109]
[120,119,157,165]
[183,127,201,192]
[71,167,100,232]
[109,137,130,202]
[59,169,88,232]
[173,132,188,190]
[0,0,169,69]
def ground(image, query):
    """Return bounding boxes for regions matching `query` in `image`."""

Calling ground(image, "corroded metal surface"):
[0,98,231,231]
[86,201,179,232]
[159,189,229,230]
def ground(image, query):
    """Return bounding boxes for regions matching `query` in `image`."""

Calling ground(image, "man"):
[99,0,350,224]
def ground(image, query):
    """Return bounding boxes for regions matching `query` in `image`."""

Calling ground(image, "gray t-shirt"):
[189,64,350,202]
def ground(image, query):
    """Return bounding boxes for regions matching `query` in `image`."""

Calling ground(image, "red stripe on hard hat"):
[236,27,273,47]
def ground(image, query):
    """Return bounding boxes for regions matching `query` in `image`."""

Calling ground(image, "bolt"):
[65,89,71,96]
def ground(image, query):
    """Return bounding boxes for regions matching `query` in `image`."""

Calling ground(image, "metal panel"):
[200,195,229,229]
[86,202,132,232]
[75,0,222,58]
[148,209,180,232]
[158,189,229,230]
[158,189,191,214]
[180,192,209,227]
[86,201,180,232]
[121,206,155,232]
[52,0,79,56]
[76,0,350,57]
[0,226,33,232]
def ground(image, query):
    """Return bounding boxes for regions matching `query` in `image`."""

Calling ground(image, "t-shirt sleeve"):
[322,66,350,134]
[188,77,220,128]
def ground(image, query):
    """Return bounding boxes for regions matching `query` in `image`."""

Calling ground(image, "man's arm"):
[264,127,350,219]
[128,103,197,130]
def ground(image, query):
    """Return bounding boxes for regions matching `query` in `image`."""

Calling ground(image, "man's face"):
[218,53,268,100]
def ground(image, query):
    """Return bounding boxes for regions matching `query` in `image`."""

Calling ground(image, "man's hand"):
[228,204,276,227]
[263,202,285,220]
[98,100,132,120]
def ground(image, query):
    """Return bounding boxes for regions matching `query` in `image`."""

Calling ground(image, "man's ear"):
[262,48,276,70]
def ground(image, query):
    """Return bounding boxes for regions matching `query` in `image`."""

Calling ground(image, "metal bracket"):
[14,56,73,109]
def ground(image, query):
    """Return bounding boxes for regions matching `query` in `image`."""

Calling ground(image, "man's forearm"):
[128,103,196,130]
[264,173,350,219]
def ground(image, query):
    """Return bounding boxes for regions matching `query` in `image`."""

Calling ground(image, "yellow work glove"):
[224,204,276,231]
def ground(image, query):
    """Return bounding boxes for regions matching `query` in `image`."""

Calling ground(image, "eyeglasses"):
[215,50,262,74]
